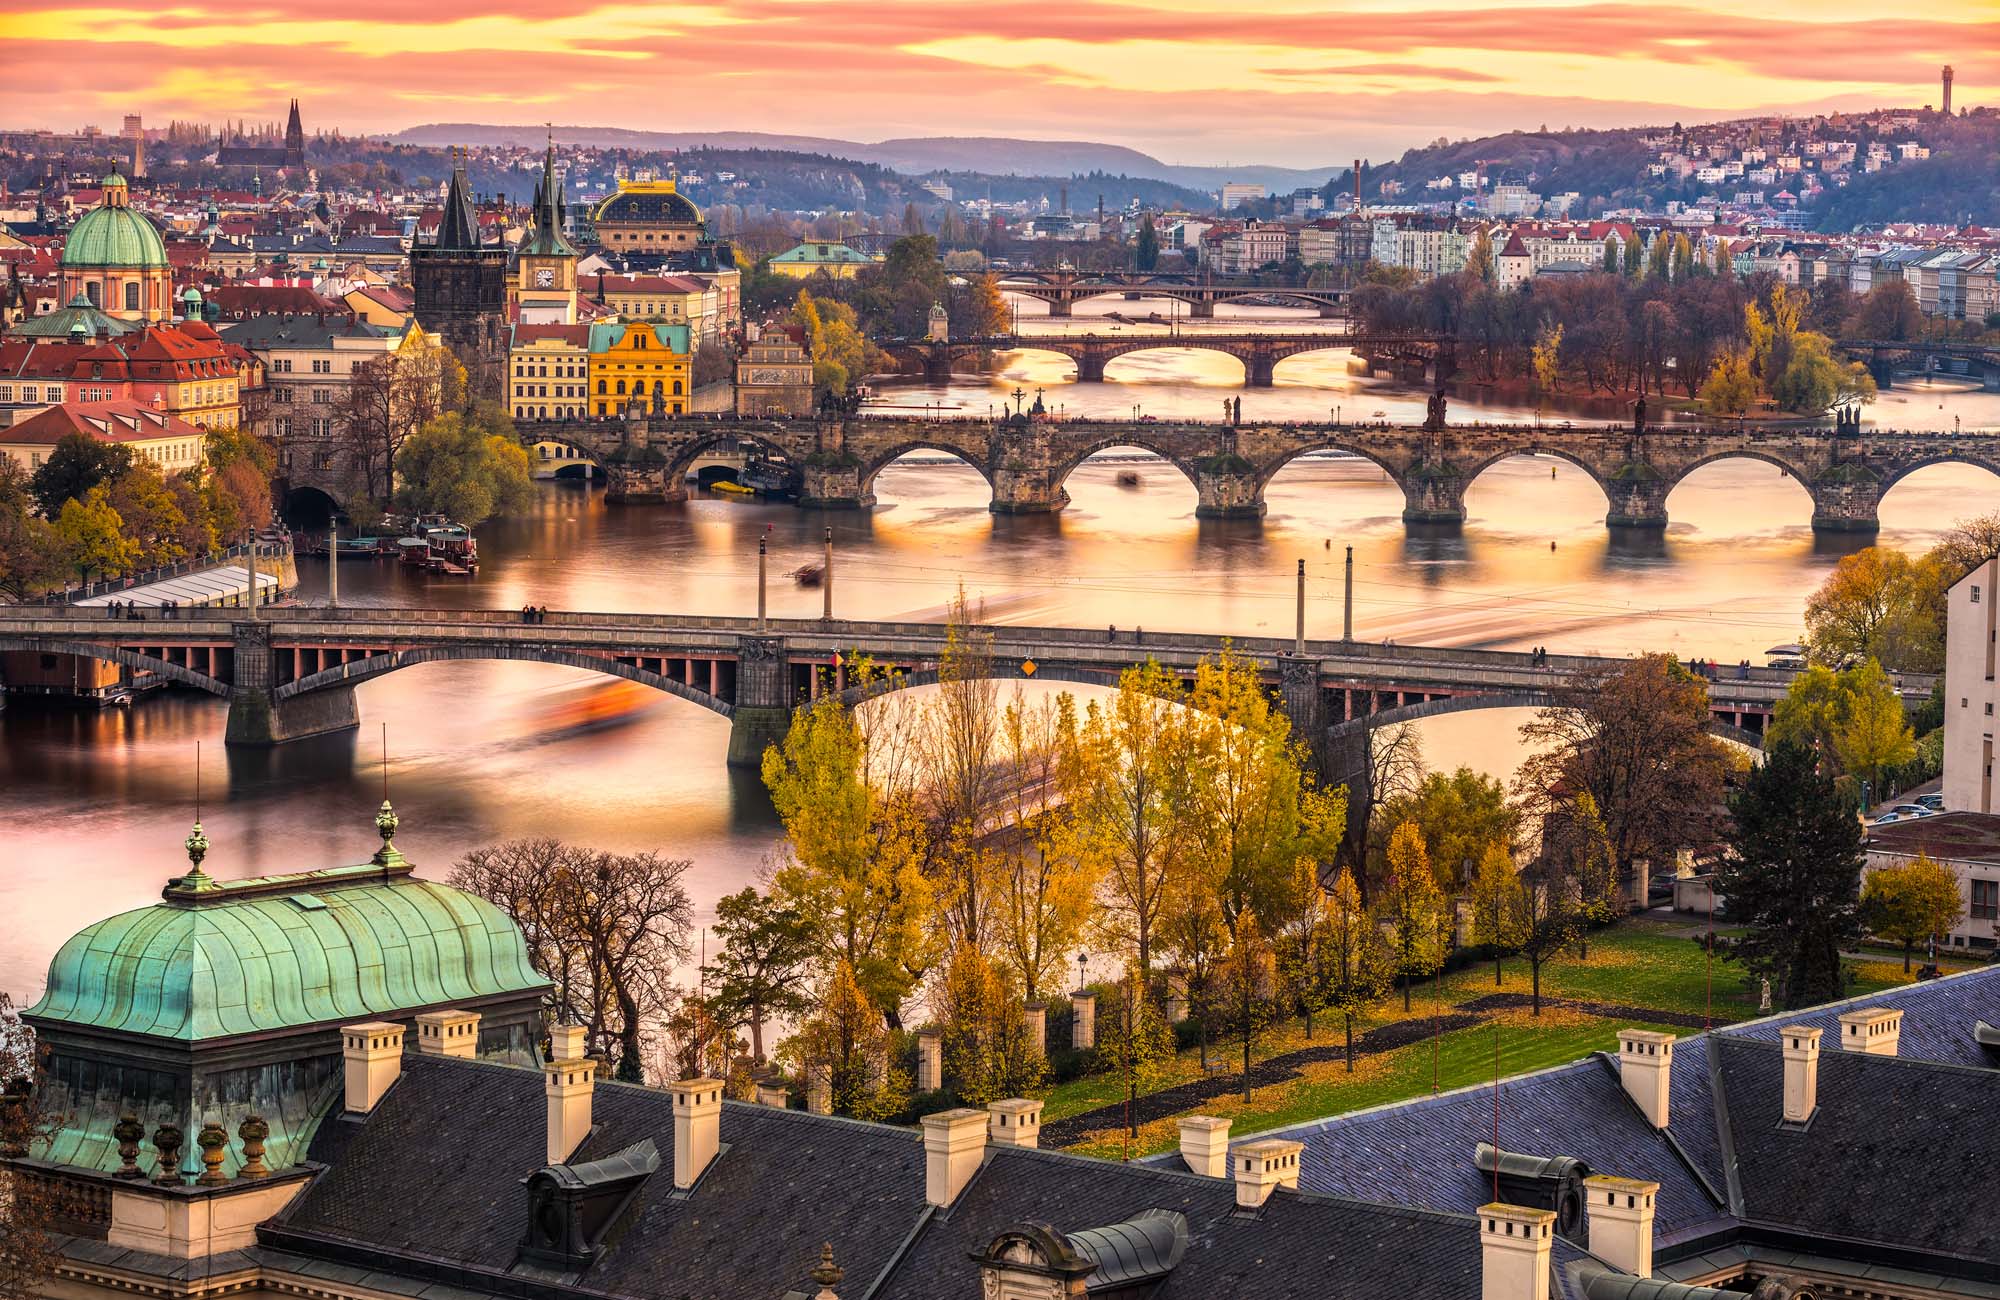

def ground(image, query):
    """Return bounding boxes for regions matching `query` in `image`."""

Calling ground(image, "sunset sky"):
[4,0,1994,167]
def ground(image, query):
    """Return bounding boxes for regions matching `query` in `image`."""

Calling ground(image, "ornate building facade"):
[58,173,173,323]
[512,141,579,326]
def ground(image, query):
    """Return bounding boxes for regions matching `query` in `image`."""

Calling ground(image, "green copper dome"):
[27,860,546,1042]
[62,189,169,270]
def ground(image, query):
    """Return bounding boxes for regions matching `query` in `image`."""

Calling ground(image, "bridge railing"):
[0,603,1929,693]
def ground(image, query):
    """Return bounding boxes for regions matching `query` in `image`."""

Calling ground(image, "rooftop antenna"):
[180,740,212,888]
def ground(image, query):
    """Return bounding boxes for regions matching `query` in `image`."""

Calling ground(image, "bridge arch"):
[272,645,735,715]
[1098,342,1253,386]
[0,638,230,696]
[859,438,996,494]
[528,436,606,474]
[1050,434,1205,495]
[1326,690,1762,750]
[1877,451,2000,495]
[1255,439,1409,493]
[660,429,803,489]
[1662,447,1819,495]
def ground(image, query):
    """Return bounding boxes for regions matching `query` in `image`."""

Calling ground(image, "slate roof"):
[1266,1056,1725,1244]
[1714,1037,2000,1263]
[281,1054,929,1300]
[1715,966,2000,1071]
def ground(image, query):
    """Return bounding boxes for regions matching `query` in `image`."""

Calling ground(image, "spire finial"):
[373,723,403,867]
[177,741,216,892]
[810,1243,844,1293]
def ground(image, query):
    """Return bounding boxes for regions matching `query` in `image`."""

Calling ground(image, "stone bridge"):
[1835,338,2000,390]
[996,270,1349,318]
[883,331,1449,387]
[510,413,2000,529]
[0,608,1857,763]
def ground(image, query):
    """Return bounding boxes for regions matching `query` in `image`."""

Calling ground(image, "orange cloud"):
[1,0,1991,165]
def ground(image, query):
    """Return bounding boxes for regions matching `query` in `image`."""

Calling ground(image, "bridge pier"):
[1604,472,1669,529]
[990,465,1069,514]
[1400,469,1467,525]
[799,462,875,510]
[603,462,684,505]
[726,635,793,767]
[1278,659,1327,771]
[1809,471,1884,533]
[1074,353,1108,383]
[1188,301,1216,319]
[1193,463,1266,519]
[224,624,359,745]
[1046,299,1073,319]
[1245,353,1278,387]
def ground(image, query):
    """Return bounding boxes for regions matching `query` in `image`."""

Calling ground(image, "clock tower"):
[514,137,578,325]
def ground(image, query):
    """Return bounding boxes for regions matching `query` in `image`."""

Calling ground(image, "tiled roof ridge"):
[1713,962,1999,1040]
[1583,1051,1727,1210]
[1712,1027,2000,1081]
[1253,1052,1606,1143]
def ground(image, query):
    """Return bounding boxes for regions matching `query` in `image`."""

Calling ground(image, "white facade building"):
[1945,557,2000,815]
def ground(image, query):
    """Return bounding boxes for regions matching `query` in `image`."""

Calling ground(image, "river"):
[4,299,1996,998]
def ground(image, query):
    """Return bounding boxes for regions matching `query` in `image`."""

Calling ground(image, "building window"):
[1976,586,1983,603]
[125,282,140,312]
[1973,880,1998,921]
[45,385,60,402]
[20,386,35,404]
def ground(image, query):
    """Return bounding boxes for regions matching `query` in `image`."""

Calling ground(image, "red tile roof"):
[2,400,207,445]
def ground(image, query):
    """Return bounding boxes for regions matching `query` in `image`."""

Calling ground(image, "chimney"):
[544,1025,594,1164]
[987,1098,1042,1149]
[1480,1204,1555,1300]
[1582,1176,1658,1278]
[340,1021,404,1113]
[670,1077,723,1189]
[1178,1115,1231,1178]
[413,1008,480,1058]
[923,1109,988,1207]
[1616,1030,1674,1129]
[1072,992,1096,1050]
[915,1029,942,1093]
[1781,1026,1821,1125]
[754,1081,789,1108]
[1231,1138,1302,1209]
[1836,1007,1901,1057]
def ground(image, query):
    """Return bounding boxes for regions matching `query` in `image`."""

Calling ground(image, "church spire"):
[436,148,480,251]
[520,129,577,258]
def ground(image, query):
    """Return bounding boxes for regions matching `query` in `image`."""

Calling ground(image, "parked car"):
[1917,793,1946,811]
[1887,804,1932,819]
[1870,812,1907,826]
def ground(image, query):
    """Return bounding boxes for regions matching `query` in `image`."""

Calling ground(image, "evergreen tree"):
[1135,214,1159,272]
[1716,741,1865,1010]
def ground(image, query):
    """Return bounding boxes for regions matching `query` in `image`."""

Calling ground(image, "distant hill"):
[388,124,1340,194]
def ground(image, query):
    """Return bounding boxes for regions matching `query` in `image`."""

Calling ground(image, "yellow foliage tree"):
[1375,822,1449,1011]
[1861,851,1964,972]
[1467,840,1526,985]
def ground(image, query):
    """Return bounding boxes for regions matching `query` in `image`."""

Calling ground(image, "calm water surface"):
[5,300,1997,996]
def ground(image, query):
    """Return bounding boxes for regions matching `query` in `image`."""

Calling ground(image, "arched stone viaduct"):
[882,332,1447,387]
[995,271,1350,318]
[509,413,2000,531]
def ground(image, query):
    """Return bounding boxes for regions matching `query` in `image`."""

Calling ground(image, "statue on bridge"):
[1834,404,1862,436]
[1423,388,1448,432]
[1632,396,1647,435]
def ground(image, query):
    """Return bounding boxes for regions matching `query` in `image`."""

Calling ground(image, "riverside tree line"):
[446,599,1935,1122]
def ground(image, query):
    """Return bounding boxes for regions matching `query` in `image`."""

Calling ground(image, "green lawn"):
[1045,916,1971,1157]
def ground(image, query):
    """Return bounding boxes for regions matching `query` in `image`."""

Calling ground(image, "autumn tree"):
[989,691,1098,1003]
[1370,765,1519,890]
[1517,654,1733,902]
[1511,843,1585,1015]
[1375,822,1449,1011]
[29,432,132,517]
[1467,840,1526,985]
[1802,547,1947,673]
[1318,866,1389,1070]
[1861,852,1965,972]
[1715,741,1865,1010]
[929,942,1046,1107]
[1464,230,1496,284]
[783,959,907,1120]
[763,678,934,1024]
[1830,659,1917,795]
[103,463,190,568]
[1073,660,1200,986]
[0,462,64,598]
[1847,280,1923,341]
[1698,349,1758,417]
[918,595,1003,949]
[0,995,60,1300]
[707,886,818,1063]
[1545,791,1622,958]
[394,405,535,526]
[450,839,694,1081]
[964,272,1009,338]
[54,486,137,582]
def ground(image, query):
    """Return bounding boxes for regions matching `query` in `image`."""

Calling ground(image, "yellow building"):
[588,321,690,417]
[507,324,591,422]
[583,272,708,331]
[0,400,207,476]
[588,178,704,253]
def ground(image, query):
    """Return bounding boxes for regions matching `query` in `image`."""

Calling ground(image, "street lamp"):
[1076,950,1089,993]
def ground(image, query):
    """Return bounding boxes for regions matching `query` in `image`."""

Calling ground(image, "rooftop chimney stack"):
[413,1008,480,1058]
[1837,1007,1902,1056]
[1480,1205,1555,1300]
[340,1021,405,1114]
[1178,1115,1231,1178]
[986,1098,1043,1149]
[1582,1176,1659,1278]
[1231,1138,1302,1209]
[922,1108,989,1208]
[544,1026,594,1164]
[1781,1025,1821,1125]
[670,1078,723,1189]
[1616,1030,1674,1129]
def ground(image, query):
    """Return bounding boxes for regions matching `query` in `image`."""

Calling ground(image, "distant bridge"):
[475,412,2000,532]
[882,331,1449,387]
[0,608,1867,761]
[995,270,1349,318]
[1834,338,2000,390]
